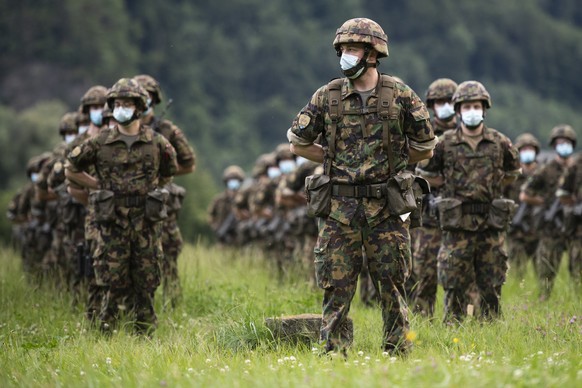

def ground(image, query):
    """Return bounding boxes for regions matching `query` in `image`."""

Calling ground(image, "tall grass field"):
[1,243,580,387]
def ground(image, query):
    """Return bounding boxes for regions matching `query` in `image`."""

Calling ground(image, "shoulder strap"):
[327,78,343,176]
[378,75,396,175]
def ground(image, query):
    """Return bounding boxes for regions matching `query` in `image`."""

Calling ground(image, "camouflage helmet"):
[223,165,245,181]
[133,74,162,105]
[425,78,458,108]
[275,143,295,162]
[452,80,492,110]
[80,85,108,113]
[514,133,541,153]
[549,124,577,147]
[106,78,148,111]
[59,112,79,135]
[252,152,277,178]
[333,18,389,58]
[26,152,52,177]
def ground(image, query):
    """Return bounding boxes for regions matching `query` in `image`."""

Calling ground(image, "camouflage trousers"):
[160,216,184,309]
[438,230,508,322]
[411,226,441,317]
[314,210,411,353]
[94,221,162,334]
[535,235,580,299]
[359,247,380,307]
[506,232,538,280]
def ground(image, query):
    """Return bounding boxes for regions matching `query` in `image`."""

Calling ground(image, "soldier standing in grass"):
[208,165,246,246]
[66,78,177,335]
[417,81,521,323]
[288,18,436,355]
[520,125,577,300]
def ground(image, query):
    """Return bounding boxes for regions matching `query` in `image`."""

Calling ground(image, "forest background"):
[1,0,582,242]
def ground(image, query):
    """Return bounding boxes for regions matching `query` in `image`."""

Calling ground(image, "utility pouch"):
[166,183,186,214]
[305,174,332,218]
[386,170,418,216]
[436,197,463,231]
[409,176,430,228]
[145,189,169,223]
[488,198,518,231]
[90,190,116,223]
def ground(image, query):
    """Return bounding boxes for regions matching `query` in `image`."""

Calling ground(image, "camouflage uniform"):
[208,165,245,245]
[410,78,458,317]
[418,81,520,322]
[136,74,196,308]
[521,125,577,298]
[67,78,177,334]
[503,133,541,279]
[288,18,435,353]
[557,153,582,288]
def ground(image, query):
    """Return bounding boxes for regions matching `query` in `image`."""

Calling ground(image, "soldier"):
[287,18,436,355]
[66,78,177,335]
[520,125,577,300]
[134,74,195,309]
[411,78,458,317]
[208,165,246,245]
[557,153,582,289]
[418,81,521,323]
[504,133,541,279]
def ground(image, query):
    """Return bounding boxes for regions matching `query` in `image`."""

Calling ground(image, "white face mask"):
[461,109,483,127]
[30,173,39,183]
[267,166,281,179]
[113,106,135,124]
[519,149,536,164]
[340,53,365,79]
[64,134,77,144]
[90,109,103,126]
[279,159,296,174]
[226,179,241,191]
[435,103,455,120]
[555,142,574,158]
[78,125,89,135]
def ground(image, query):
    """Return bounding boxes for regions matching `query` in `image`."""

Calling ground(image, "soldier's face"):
[459,101,484,112]
[113,98,136,110]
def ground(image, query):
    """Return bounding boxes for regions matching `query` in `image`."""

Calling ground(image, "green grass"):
[1,243,581,387]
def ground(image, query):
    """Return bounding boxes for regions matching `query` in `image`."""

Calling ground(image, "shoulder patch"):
[298,114,311,129]
[70,146,81,158]
[53,162,63,172]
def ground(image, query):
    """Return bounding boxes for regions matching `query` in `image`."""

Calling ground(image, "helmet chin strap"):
[342,46,371,79]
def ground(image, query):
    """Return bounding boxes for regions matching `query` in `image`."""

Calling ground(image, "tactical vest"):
[326,74,401,176]
[95,127,160,195]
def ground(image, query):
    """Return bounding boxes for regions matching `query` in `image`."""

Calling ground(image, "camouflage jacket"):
[207,190,237,231]
[557,154,582,237]
[142,116,196,169]
[288,72,435,227]
[522,158,566,207]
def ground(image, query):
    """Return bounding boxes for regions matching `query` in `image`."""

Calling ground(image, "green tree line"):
[1,0,581,242]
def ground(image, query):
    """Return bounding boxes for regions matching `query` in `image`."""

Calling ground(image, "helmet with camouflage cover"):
[333,18,389,58]
[252,152,277,178]
[80,85,108,113]
[514,133,541,153]
[133,74,162,105]
[452,80,492,110]
[425,78,458,108]
[549,124,577,147]
[59,112,79,135]
[26,152,52,178]
[275,143,295,162]
[223,165,245,182]
[106,78,148,112]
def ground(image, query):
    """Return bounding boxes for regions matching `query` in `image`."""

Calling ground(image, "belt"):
[332,183,386,199]
[462,202,490,214]
[114,195,145,208]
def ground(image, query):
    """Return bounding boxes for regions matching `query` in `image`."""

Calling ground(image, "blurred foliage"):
[1,0,581,242]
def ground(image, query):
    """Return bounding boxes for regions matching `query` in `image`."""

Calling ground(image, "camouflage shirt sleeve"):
[502,135,521,176]
[162,120,196,168]
[287,85,327,146]
[398,83,436,151]
[416,134,445,178]
[157,134,178,178]
[67,137,98,173]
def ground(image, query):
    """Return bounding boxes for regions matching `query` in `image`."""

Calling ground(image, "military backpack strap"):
[326,78,343,176]
[378,74,396,175]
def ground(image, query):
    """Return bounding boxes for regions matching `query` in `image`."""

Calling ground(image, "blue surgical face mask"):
[555,142,574,158]
[30,173,39,183]
[461,109,483,127]
[64,134,77,144]
[226,179,241,191]
[113,106,136,125]
[267,166,281,179]
[90,109,103,126]
[78,125,89,135]
[519,149,536,164]
[435,103,455,120]
[279,159,296,174]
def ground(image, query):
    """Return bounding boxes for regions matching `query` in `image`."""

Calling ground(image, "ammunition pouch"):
[386,171,424,217]
[487,198,517,231]
[165,183,186,214]
[436,198,463,231]
[90,190,116,223]
[305,174,332,218]
[145,189,169,223]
